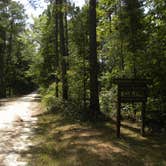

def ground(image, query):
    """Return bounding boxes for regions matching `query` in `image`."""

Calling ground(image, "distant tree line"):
[1,0,166,125]
[0,0,35,97]
[29,0,166,122]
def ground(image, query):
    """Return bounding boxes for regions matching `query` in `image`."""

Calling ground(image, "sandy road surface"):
[0,92,41,166]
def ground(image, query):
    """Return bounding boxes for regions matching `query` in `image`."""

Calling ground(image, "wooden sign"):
[113,79,149,138]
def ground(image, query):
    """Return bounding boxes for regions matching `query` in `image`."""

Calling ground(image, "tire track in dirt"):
[0,92,41,166]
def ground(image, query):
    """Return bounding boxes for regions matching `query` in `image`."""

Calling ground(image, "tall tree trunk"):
[0,29,6,98]
[82,31,88,111]
[59,0,68,100]
[55,0,59,68]
[64,0,69,57]
[83,49,87,110]
[54,0,59,97]
[89,0,101,119]
[119,0,124,71]
[6,20,14,96]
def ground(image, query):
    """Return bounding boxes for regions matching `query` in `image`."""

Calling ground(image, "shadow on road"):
[0,92,41,166]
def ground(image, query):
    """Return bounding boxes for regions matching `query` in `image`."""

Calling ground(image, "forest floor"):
[21,108,166,166]
[0,92,42,166]
[0,93,165,166]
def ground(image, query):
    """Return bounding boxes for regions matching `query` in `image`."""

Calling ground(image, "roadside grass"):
[21,111,166,166]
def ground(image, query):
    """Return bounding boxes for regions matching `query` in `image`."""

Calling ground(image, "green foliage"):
[41,83,84,121]
[41,84,61,112]
[0,0,35,97]
[1,0,164,127]
[27,0,166,124]
[100,88,117,117]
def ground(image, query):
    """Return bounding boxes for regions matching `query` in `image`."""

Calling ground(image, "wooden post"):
[56,82,59,98]
[141,102,146,136]
[113,79,149,138]
[117,89,121,138]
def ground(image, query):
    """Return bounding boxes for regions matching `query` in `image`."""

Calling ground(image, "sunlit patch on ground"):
[24,111,166,166]
[0,92,40,166]
[1,94,165,166]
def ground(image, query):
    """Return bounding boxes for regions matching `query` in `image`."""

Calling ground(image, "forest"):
[0,0,166,165]
[1,0,166,123]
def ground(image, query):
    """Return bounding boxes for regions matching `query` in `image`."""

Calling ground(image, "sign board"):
[113,79,149,138]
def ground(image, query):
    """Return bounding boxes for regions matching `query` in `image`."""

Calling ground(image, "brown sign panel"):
[113,78,150,138]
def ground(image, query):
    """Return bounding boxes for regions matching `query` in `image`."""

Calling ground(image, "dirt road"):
[0,92,41,166]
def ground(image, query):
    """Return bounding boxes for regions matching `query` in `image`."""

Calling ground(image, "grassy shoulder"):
[20,107,166,166]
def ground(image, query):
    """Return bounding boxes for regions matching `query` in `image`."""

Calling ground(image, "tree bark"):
[89,0,101,119]
[59,0,68,100]
[0,28,6,98]
[54,0,59,69]
[54,0,59,97]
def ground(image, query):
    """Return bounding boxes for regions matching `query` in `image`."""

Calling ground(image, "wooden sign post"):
[113,79,149,138]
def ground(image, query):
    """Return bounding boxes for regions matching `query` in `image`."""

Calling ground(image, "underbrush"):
[39,84,166,134]
[18,85,166,165]
[39,84,86,122]
[22,105,166,166]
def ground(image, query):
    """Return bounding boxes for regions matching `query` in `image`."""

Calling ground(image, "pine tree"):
[89,0,101,119]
